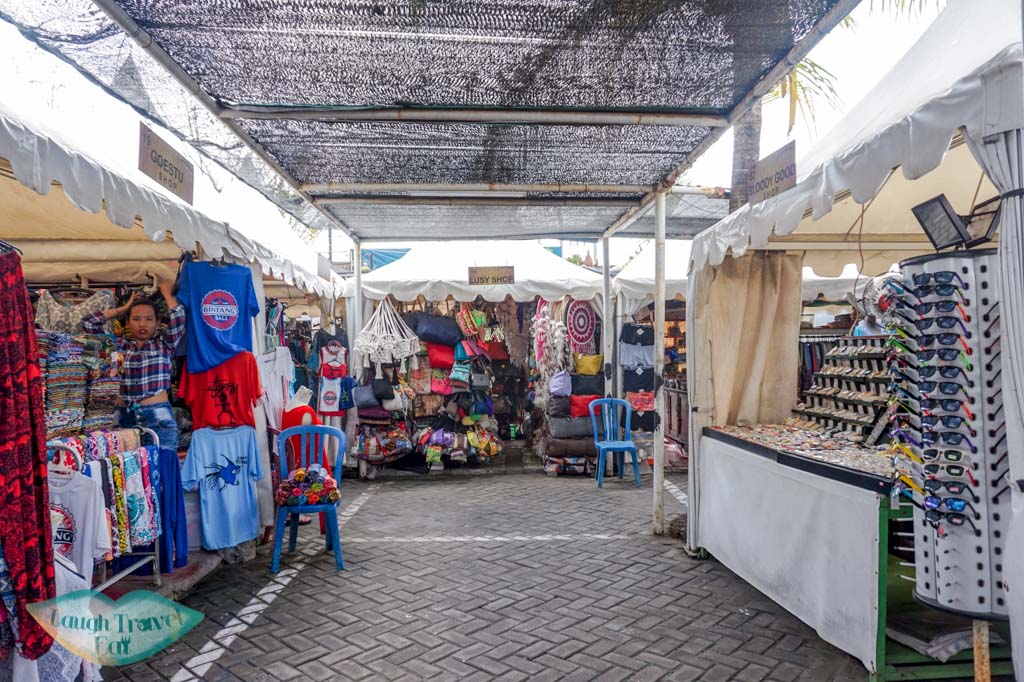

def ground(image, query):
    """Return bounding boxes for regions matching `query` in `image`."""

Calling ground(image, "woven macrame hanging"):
[566,299,596,354]
[353,298,419,378]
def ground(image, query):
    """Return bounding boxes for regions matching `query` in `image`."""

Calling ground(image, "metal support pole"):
[352,241,366,479]
[653,193,667,535]
[328,225,334,267]
[602,238,612,398]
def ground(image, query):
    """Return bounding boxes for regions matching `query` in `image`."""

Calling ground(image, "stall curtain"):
[969,126,1024,678]
[706,251,803,426]
[685,251,802,551]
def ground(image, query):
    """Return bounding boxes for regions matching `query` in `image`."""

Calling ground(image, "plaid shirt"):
[81,304,186,402]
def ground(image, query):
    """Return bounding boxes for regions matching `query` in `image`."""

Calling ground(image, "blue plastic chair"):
[271,425,346,572]
[588,398,642,488]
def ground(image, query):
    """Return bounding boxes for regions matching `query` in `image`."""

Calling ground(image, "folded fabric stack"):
[37,331,88,439]
[544,365,602,476]
[275,464,341,506]
[620,323,660,434]
[79,334,121,431]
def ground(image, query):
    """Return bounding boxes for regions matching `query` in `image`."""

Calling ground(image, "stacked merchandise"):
[798,335,841,394]
[620,322,659,433]
[177,261,265,552]
[545,365,602,475]
[356,300,506,469]
[79,334,121,431]
[36,331,88,439]
[792,336,890,443]
[886,251,1010,618]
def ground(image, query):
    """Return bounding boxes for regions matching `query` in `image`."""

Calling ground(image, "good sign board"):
[138,122,194,204]
[749,141,796,206]
[468,266,515,285]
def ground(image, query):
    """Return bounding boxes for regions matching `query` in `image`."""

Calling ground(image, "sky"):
[314,1,947,270]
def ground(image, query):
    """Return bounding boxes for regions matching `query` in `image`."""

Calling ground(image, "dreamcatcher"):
[566,299,597,354]
[352,298,420,378]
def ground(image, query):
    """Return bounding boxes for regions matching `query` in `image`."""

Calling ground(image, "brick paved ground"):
[108,473,868,681]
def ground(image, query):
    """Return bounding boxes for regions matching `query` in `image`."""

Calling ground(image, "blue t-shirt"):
[181,426,263,550]
[178,262,260,373]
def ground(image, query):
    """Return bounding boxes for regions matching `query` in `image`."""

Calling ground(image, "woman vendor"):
[81,277,185,451]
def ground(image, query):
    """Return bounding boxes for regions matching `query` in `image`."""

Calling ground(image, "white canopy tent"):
[686,0,1023,676]
[0,21,336,299]
[347,240,604,303]
[613,241,869,311]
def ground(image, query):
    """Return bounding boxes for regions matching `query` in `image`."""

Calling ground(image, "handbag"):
[456,304,480,338]
[620,342,655,369]
[620,322,655,346]
[571,373,604,396]
[426,342,455,369]
[626,391,655,412]
[371,378,395,400]
[430,369,453,395]
[569,394,601,418]
[381,393,405,411]
[409,366,432,394]
[401,311,423,334]
[471,372,492,392]
[353,385,379,409]
[418,314,462,346]
[623,366,656,392]
[573,353,603,376]
[449,361,471,385]
[547,394,570,418]
[415,394,444,417]
[547,416,592,438]
[357,404,390,420]
[549,370,572,397]
[482,339,510,360]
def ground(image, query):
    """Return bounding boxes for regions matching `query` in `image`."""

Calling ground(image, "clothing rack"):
[48,426,162,591]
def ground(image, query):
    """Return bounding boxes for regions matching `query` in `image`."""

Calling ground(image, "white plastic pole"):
[653,193,667,535]
[602,238,612,397]
[352,241,366,479]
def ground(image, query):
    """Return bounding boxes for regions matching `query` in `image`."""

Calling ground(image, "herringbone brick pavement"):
[107,474,867,681]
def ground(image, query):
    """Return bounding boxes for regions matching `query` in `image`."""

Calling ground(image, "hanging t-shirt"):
[181,426,263,550]
[260,347,294,431]
[47,470,111,586]
[177,261,260,373]
[179,351,263,429]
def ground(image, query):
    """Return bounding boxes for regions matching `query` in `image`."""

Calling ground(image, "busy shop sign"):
[749,141,796,206]
[138,122,194,204]
[469,266,515,285]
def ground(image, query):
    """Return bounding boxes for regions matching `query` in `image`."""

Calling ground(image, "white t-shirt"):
[47,470,111,586]
[260,346,294,430]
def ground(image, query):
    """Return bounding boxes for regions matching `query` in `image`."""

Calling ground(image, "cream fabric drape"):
[706,252,803,426]
[969,127,1024,678]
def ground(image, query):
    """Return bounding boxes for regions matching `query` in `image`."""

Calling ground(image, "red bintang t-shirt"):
[180,351,263,429]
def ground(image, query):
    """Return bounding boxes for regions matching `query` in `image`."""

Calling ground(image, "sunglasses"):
[915,300,970,320]
[924,496,976,515]
[919,333,971,353]
[915,316,971,337]
[918,364,970,382]
[888,382,919,402]
[921,414,970,429]
[889,427,922,448]
[887,397,922,417]
[918,348,973,369]
[919,380,967,396]
[922,431,976,452]
[924,509,980,535]
[923,478,969,495]
[920,397,975,420]
[922,463,978,485]
[912,271,968,288]
[914,284,968,302]
[922,448,969,463]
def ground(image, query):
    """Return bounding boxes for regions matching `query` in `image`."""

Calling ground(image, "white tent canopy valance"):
[349,241,604,303]
[0,22,334,299]
[690,0,1021,273]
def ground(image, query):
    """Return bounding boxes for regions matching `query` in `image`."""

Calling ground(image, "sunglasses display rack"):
[890,249,1008,620]
[794,335,891,444]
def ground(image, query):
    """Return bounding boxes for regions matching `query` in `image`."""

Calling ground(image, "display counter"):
[698,426,1014,680]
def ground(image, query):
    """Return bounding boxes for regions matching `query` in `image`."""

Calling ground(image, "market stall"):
[0,30,343,676]
[345,241,609,476]
[686,2,1021,678]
